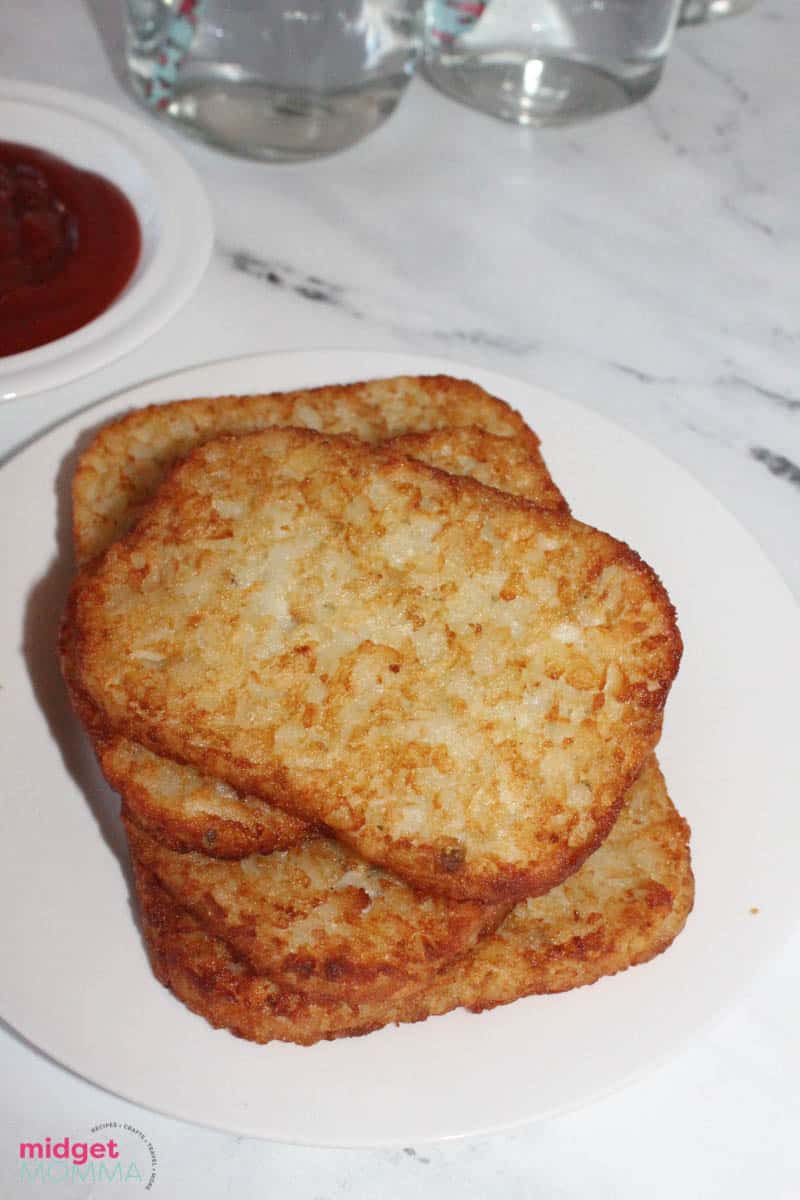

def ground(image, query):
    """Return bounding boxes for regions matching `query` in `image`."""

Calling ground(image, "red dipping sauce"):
[0,142,141,357]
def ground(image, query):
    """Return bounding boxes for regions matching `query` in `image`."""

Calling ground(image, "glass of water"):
[125,0,423,160]
[422,0,683,126]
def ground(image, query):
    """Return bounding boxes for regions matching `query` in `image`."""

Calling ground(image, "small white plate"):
[1,350,799,1146]
[0,80,213,401]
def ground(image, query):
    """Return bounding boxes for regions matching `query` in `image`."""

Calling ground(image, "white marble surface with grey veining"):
[1,1,798,1196]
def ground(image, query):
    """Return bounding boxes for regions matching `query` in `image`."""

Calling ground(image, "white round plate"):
[0,80,213,401]
[1,350,798,1146]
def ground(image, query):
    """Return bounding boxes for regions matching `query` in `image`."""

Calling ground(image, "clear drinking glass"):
[422,0,683,126]
[679,0,755,23]
[125,0,423,160]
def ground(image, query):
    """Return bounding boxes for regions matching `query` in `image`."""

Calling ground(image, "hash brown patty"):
[135,758,693,1045]
[64,429,682,901]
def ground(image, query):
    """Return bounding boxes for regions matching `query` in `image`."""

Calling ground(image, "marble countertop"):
[1,1,798,1196]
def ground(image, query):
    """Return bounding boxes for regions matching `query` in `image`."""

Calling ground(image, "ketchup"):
[0,142,141,357]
